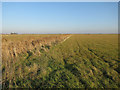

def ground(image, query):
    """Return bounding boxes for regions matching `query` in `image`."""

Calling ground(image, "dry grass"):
[2,34,70,88]
[2,34,70,59]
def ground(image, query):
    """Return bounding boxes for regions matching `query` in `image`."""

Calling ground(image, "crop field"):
[2,34,120,88]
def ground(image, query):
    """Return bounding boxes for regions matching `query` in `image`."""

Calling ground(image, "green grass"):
[2,34,120,88]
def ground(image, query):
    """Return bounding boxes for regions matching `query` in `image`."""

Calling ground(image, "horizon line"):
[0,33,120,35]
[1,0,119,2]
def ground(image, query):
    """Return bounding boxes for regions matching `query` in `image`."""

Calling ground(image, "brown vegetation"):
[2,34,70,60]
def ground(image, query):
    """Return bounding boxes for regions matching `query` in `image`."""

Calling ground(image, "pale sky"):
[2,2,118,34]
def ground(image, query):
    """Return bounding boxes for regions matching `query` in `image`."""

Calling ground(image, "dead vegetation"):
[2,34,70,87]
[2,34,70,59]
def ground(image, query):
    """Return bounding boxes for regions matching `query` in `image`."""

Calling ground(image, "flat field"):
[2,34,120,88]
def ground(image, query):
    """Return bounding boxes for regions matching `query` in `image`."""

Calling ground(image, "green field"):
[2,34,120,88]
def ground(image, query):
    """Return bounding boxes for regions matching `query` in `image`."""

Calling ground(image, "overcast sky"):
[2,2,118,34]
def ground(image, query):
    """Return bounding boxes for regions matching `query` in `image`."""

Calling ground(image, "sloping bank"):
[2,34,71,88]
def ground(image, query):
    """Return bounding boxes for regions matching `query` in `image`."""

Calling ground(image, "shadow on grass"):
[26,51,33,59]
[63,59,88,88]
